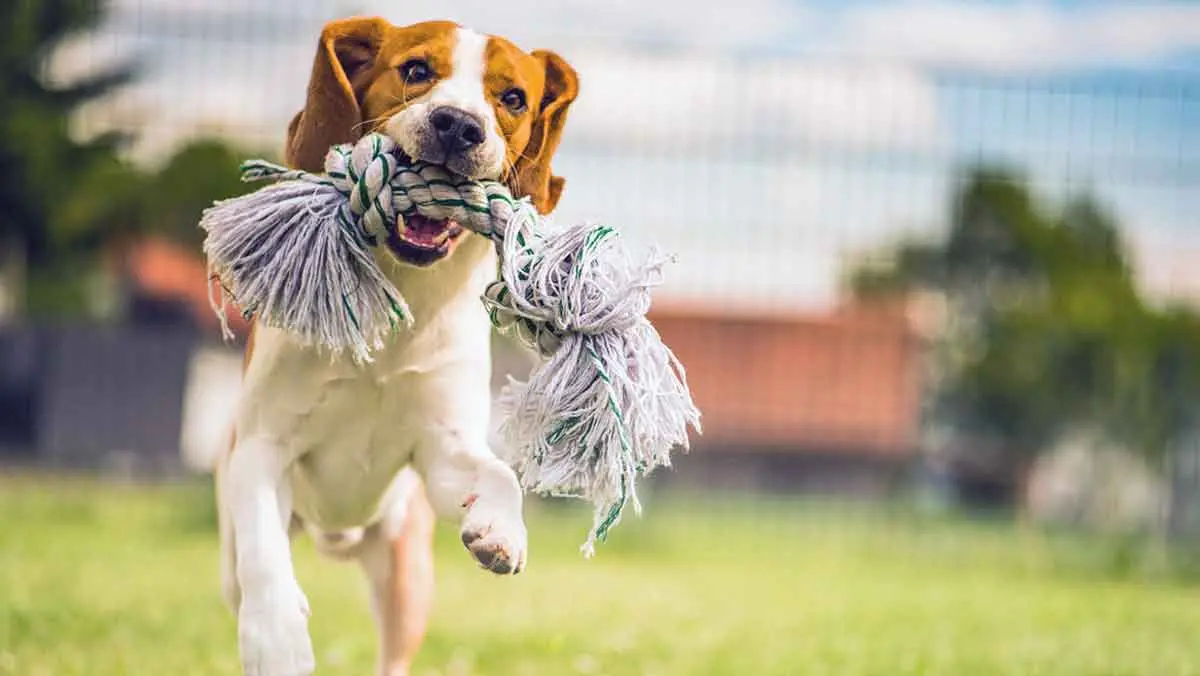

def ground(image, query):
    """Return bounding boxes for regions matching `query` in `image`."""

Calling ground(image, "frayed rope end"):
[486,205,702,556]
[199,175,411,365]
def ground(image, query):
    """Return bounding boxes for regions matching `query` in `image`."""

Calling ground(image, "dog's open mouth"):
[385,214,466,267]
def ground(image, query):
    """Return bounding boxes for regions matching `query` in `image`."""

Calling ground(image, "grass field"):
[1,476,1198,676]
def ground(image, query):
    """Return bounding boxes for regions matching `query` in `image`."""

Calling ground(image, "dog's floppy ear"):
[286,17,389,171]
[509,50,579,215]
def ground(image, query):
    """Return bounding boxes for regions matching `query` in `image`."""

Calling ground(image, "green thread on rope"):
[341,294,362,334]
[581,341,635,547]
[387,292,406,322]
[584,225,614,251]
[592,476,627,545]
[545,416,580,447]
[336,205,373,246]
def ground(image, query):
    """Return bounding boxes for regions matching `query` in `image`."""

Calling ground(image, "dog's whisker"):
[353,114,393,134]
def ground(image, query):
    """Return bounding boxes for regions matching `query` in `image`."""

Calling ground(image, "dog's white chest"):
[286,362,418,528]
[235,242,497,530]
[236,338,403,527]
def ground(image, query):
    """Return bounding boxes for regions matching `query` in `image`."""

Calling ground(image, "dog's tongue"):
[399,214,455,246]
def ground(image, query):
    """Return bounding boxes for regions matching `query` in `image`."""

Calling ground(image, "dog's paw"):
[237,583,315,676]
[460,501,528,575]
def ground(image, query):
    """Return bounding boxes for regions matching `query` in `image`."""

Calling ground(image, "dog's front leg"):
[224,437,315,676]
[416,433,528,575]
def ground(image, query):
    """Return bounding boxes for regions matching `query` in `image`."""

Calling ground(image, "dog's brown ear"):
[286,17,389,171]
[509,50,579,215]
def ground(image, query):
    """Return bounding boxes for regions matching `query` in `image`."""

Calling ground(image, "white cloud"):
[100,0,1200,74]
[1126,225,1200,303]
[834,2,1200,72]
[60,38,944,164]
[51,0,1199,310]
[46,31,141,87]
[1094,183,1200,303]
[547,153,947,309]
[69,0,1195,159]
[51,33,313,161]
[367,0,810,52]
[561,50,942,152]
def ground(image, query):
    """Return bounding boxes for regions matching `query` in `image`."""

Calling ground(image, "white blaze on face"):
[438,29,489,117]
[384,27,505,179]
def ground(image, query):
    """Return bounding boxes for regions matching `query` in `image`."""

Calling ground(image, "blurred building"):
[0,237,245,474]
[115,236,251,335]
[1,234,928,496]
[646,300,925,496]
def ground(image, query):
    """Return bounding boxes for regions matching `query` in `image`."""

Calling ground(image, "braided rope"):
[241,134,512,240]
[201,132,700,554]
[238,134,585,358]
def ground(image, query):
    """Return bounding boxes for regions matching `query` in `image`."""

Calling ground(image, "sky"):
[55,0,1200,311]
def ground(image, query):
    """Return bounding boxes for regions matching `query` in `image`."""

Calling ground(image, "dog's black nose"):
[430,107,485,154]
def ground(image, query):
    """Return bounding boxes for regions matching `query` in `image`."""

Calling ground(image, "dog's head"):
[286,18,579,267]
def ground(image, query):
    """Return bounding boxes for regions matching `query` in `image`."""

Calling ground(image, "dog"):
[214,16,578,676]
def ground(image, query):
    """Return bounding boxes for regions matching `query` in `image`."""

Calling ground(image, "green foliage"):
[53,154,148,251]
[850,164,1200,461]
[0,1,262,317]
[142,138,262,250]
[0,0,135,264]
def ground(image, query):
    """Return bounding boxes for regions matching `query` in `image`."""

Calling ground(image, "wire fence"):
[20,1,1200,529]
[62,4,1200,308]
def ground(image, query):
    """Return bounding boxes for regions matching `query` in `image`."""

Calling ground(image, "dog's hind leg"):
[216,454,241,612]
[356,469,436,676]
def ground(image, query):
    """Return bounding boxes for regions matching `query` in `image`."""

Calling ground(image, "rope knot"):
[480,205,662,359]
[322,135,399,245]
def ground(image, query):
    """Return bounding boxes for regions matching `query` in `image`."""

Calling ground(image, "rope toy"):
[199,132,701,555]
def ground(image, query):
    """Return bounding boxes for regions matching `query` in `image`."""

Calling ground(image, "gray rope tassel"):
[199,132,701,554]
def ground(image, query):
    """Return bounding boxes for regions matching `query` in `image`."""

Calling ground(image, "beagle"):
[214,17,578,676]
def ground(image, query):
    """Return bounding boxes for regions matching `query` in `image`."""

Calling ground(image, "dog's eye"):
[500,88,527,112]
[399,59,433,84]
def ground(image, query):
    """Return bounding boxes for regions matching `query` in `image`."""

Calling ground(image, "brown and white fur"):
[214,17,578,676]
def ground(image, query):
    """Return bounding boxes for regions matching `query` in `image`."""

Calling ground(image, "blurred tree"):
[0,1,264,318]
[142,138,260,251]
[0,0,136,315]
[849,165,1200,503]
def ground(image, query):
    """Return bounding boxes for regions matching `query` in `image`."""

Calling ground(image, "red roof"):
[648,298,925,456]
[119,236,250,336]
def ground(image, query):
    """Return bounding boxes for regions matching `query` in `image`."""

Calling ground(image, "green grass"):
[1,476,1198,676]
